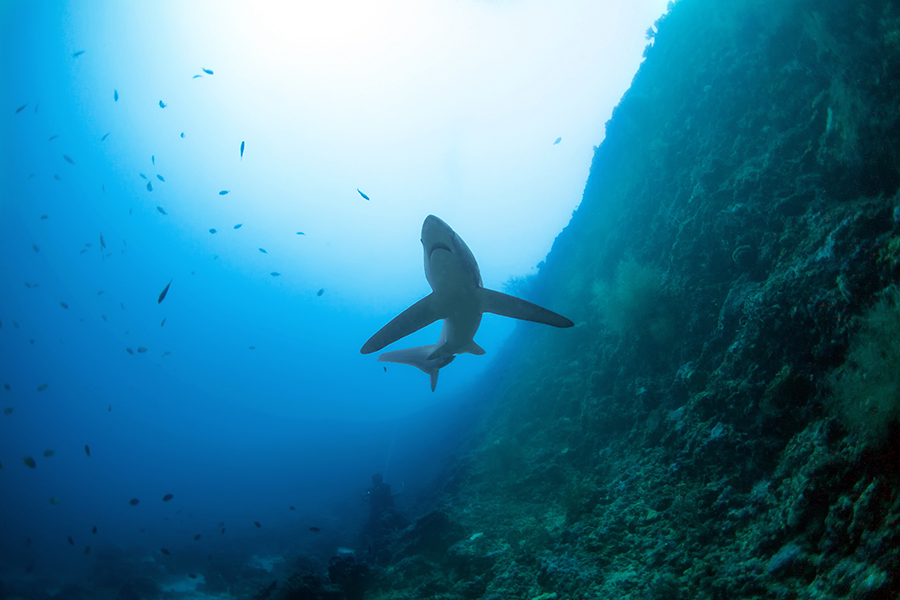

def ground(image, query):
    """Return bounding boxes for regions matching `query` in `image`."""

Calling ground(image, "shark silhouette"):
[361,215,573,364]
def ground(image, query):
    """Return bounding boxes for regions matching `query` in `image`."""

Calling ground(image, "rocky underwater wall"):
[297,0,900,598]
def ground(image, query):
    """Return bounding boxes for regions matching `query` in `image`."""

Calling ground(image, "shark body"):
[361,215,573,364]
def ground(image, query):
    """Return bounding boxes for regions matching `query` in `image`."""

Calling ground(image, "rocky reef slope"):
[283,0,900,598]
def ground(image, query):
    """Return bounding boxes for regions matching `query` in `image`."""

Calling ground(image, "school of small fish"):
[6,51,348,564]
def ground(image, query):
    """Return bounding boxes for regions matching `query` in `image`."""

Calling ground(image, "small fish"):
[34,103,39,113]
[289,506,295,511]
[147,181,153,192]
[202,68,213,75]
[160,318,166,327]
[192,74,202,79]
[156,174,165,182]
[33,244,39,252]
[234,223,242,229]
[43,449,54,457]
[114,89,118,102]
[151,155,155,166]
[357,188,370,200]
[162,493,173,502]
[209,228,217,234]
[309,527,320,533]
[160,548,170,555]
[271,272,280,277]
[108,405,111,411]
[248,346,255,350]
[60,302,68,309]
[297,231,305,235]
[15,103,27,114]
[384,366,387,372]
[92,525,97,533]
[101,132,110,141]
[84,444,90,457]
[63,155,75,164]
[221,528,225,534]
[126,348,134,355]
[158,279,173,303]
[129,498,139,506]
[139,173,147,179]
[163,351,172,356]
[157,206,167,215]
[553,137,562,145]
[80,248,88,254]
[180,132,185,138]
[4,408,12,415]
[102,184,105,192]
[101,315,107,321]
[219,190,229,195]
[73,50,85,58]
[48,134,59,141]
[68,536,75,545]
[137,347,147,353]
[50,497,60,505]
[37,384,48,391]
[259,248,267,254]
[84,546,91,555]
[159,100,166,108]
[188,573,197,579]
[194,534,201,541]
[100,234,106,249]
[254,521,261,528]
[240,141,244,159]
[23,456,36,468]
[317,288,324,297]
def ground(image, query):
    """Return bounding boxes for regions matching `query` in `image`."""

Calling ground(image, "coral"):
[829,286,900,444]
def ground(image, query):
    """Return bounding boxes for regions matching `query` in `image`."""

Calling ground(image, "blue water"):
[0,1,665,591]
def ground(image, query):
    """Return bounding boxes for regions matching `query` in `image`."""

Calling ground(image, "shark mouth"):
[429,242,452,258]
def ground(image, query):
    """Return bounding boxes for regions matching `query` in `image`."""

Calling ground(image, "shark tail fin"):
[478,288,574,328]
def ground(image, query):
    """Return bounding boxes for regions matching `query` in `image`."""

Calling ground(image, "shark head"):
[421,215,482,291]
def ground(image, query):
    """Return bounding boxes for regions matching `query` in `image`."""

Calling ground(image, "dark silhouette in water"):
[360,473,409,564]
[365,473,393,527]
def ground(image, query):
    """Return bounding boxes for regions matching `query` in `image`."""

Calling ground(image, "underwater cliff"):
[346,0,900,598]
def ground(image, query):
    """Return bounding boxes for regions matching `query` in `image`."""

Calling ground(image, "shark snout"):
[422,215,455,255]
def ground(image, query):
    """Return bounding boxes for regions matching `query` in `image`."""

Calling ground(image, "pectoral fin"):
[478,288,574,328]
[361,294,440,354]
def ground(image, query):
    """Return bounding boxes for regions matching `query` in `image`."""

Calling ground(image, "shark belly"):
[427,253,484,358]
